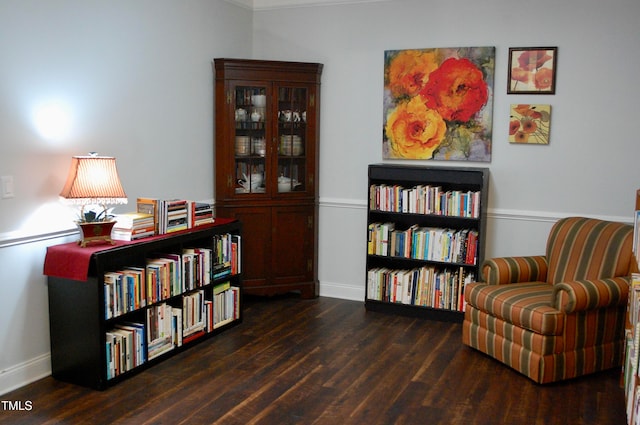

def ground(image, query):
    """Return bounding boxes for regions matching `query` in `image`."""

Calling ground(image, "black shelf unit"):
[365,164,489,322]
[46,220,242,390]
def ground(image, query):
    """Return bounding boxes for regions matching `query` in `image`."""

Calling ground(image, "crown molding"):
[224,0,253,9]
[225,0,391,11]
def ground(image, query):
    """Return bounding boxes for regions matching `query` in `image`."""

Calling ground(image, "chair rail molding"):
[319,197,632,225]
[0,199,630,248]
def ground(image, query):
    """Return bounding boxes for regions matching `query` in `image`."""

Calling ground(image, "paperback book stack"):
[190,202,214,227]
[106,322,145,380]
[112,212,155,241]
[160,199,189,234]
[211,282,240,329]
[146,303,180,360]
[104,268,147,319]
[136,198,215,236]
[212,233,242,279]
[182,290,206,344]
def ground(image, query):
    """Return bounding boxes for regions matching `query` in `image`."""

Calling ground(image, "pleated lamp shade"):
[59,154,128,205]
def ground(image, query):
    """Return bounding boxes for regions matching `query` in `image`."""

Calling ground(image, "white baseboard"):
[0,353,51,396]
[319,280,364,302]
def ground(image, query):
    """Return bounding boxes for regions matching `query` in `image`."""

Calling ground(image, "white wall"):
[0,0,252,395]
[252,0,640,299]
[1,0,639,395]
[0,0,254,238]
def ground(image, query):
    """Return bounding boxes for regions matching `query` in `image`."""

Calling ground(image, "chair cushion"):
[465,281,564,335]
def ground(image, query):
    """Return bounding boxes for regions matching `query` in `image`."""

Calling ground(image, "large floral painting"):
[383,47,495,161]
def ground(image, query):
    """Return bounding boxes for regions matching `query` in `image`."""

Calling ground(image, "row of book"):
[113,198,215,241]
[366,266,474,312]
[369,184,481,218]
[213,233,241,278]
[625,273,640,422]
[147,284,240,359]
[177,286,240,345]
[107,283,240,379]
[104,234,241,319]
[106,322,146,380]
[210,283,240,329]
[182,290,206,342]
[147,303,179,360]
[368,222,478,265]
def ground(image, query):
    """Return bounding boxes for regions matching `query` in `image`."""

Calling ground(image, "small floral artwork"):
[508,47,557,94]
[383,47,495,162]
[509,104,551,144]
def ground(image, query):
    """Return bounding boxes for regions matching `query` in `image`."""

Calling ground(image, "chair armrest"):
[552,277,630,313]
[481,256,548,285]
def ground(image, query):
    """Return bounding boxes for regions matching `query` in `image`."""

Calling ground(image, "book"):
[137,198,159,236]
[171,307,183,347]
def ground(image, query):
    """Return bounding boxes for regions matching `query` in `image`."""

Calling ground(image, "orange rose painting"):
[507,47,557,94]
[509,104,551,144]
[384,47,495,161]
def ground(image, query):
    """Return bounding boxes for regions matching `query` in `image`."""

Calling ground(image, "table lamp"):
[59,153,128,247]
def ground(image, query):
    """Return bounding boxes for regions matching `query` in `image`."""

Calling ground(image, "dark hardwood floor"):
[0,295,627,424]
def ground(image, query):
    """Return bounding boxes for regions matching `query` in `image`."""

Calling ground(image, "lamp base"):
[77,221,117,248]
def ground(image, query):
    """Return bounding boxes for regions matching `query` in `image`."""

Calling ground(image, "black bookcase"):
[365,164,489,322]
[46,220,242,390]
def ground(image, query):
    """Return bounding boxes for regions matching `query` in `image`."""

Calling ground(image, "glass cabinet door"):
[233,85,268,195]
[276,86,308,194]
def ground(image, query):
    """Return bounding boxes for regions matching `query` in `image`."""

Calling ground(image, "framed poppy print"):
[507,47,557,94]
[509,104,551,144]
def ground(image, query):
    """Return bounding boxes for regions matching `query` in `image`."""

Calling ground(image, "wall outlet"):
[1,176,14,199]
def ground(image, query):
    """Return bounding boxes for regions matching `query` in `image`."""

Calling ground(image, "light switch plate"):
[1,176,14,199]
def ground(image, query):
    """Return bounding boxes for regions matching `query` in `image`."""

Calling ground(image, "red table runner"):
[44,218,234,281]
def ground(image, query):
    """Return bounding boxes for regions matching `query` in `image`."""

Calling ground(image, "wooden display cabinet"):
[213,58,322,298]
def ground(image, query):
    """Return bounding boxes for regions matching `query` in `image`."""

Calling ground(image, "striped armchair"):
[462,217,633,383]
